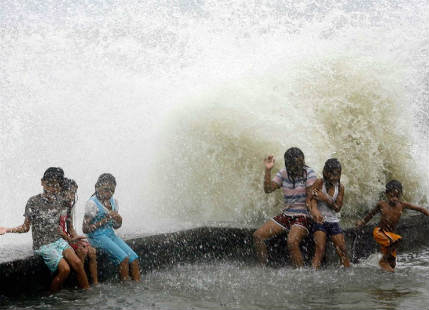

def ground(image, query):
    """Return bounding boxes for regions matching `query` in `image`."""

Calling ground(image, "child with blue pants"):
[82,173,140,281]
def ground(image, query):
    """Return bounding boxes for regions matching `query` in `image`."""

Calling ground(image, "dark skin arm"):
[263,155,281,193]
[82,208,122,234]
[356,203,381,227]
[82,214,112,234]
[312,181,344,212]
[0,217,31,234]
[309,179,324,223]
[402,202,429,216]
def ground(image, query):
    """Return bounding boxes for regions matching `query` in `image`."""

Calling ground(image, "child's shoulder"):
[27,194,42,204]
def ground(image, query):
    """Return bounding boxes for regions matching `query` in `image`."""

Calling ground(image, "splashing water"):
[0,0,428,238]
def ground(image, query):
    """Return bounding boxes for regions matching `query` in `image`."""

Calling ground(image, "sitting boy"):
[0,167,89,292]
[356,180,429,272]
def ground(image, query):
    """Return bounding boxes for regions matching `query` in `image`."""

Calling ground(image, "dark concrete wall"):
[1,215,428,298]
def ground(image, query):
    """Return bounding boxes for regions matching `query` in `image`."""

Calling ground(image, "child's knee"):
[253,230,266,242]
[287,238,300,250]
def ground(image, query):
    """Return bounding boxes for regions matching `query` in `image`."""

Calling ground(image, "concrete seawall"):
[1,215,428,297]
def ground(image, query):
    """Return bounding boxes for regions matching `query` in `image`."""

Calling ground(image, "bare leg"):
[330,233,350,268]
[287,225,308,268]
[130,260,141,281]
[385,239,401,270]
[50,259,70,293]
[312,230,327,270]
[87,246,98,285]
[119,258,130,281]
[63,248,90,289]
[253,220,285,265]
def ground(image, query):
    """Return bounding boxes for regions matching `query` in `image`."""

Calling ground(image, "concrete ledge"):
[1,215,427,297]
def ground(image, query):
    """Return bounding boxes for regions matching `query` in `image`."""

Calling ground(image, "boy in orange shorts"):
[356,180,429,272]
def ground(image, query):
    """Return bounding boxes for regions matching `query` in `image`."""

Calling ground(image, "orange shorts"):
[373,227,402,257]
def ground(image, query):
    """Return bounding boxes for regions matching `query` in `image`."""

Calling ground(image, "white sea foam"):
[0,1,428,239]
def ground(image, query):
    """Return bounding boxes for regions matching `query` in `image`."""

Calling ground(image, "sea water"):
[2,247,429,309]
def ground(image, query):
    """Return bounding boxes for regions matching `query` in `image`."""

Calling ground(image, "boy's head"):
[95,173,116,201]
[386,180,402,203]
[41,167,64,195]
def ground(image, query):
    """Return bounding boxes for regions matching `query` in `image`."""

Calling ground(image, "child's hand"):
[264,155,275,170]
[109,211,121,222]
[312,189,329,202]
[356,220,364,228]
[0,227,7,235]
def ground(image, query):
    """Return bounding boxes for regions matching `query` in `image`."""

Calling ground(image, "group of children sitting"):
[1,148,428,293]
[0,168,140,293]
[254,147,429,272]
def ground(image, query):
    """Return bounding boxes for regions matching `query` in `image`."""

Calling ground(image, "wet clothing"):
[317,183,340,223]
[373,227,402,258]
[85,196,138,265]
[34,238,71,273]
[313,182,343,236]
[272,166,317,217]
[312,222,343,236]
[271,166,316,232]
[24,194,64,250]
[59,208,90,251]
[272,214,311,233]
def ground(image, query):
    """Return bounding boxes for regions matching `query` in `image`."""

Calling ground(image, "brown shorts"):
[272,213,311,234]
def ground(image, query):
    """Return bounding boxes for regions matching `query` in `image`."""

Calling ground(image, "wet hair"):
[63,178,78,191]
[95,173,116,188]
[323,158,342,185]
[42,167,65,187]
[284,147,307,188]
[386,180,402,196]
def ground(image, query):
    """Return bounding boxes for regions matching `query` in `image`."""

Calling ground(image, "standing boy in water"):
[0,168,90,292]
[356,180,429,272]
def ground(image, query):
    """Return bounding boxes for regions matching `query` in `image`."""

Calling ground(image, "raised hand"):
[264,155,275,170]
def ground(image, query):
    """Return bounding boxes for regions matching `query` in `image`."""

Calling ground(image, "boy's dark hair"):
[323,158,342,183]
[63,178,78,191]
[386,180,402,195]
[284,147,307,188]
[95,173,116,187]
[42,167,64,186]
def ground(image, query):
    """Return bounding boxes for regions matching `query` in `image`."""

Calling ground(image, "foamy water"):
[0,0,428,244]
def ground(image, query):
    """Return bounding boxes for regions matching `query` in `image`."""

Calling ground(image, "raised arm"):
[263,155,280,193]
[356,203,381,227]
[402,202,429,216]
[0,217,31,235]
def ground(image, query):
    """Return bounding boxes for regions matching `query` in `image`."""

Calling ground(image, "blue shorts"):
[34,238,71,273]
[88,230,138,265]
[313,222,343,236]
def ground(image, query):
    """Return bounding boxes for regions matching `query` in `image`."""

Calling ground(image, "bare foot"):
[379,259,395,272]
